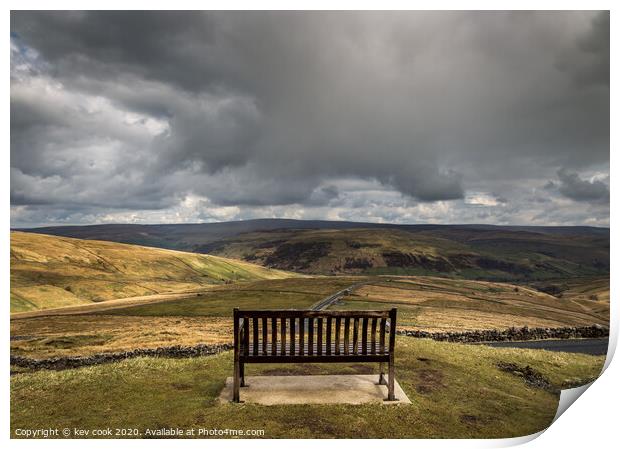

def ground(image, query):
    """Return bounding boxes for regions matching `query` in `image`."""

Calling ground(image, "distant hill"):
[205,227,609,280]
[17,219,609,281]
[10,231,295,313]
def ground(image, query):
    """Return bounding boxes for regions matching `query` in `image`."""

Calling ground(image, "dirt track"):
[10,289,210,320]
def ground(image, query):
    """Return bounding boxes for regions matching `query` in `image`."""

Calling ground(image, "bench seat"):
[233,308,397,402]
[241,342,390,358]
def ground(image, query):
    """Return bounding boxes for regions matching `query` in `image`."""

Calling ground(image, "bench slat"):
[317,318,323,356]
[241,342,389,358]
[308,317,314,356]
[262,317,268,355]
[335,317,341,355]
[352,318,359,355]
[271,318,277,356]
[290,317,296,356]
[240,354,390,363]
[252,317,259,356]
[243,317,249,357]
[325,317,332,355]
[371,318,377,354]
[362,317,368,355]
[380,317,386,353]
[344,317,350,355]
[280,317,286,355]
[299,316,305,356]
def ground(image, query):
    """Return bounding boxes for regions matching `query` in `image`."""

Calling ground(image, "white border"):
[3,1,616,448]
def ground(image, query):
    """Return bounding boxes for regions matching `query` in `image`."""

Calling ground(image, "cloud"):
[556,168,609,202]
[556,11,609,87]
[9,11,609,226]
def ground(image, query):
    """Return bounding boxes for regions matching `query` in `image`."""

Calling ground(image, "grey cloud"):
[556,11,609,87]
[9,11,609,226]
[385,167,464,202]
[556,168,609,202]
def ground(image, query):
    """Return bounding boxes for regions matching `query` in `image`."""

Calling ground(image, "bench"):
[232,308,397,402]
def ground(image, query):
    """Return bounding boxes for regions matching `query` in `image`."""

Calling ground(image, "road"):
[475,338,609,355]
[10,289,211,320]
[310,282,367,310]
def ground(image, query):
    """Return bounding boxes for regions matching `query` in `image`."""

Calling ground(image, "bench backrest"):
[233,308,397,357]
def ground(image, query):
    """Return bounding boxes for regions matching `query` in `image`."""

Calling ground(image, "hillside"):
[329,276,609,331]
[19,220,609,280]
[204,227,609,280]
[10,232,295,313]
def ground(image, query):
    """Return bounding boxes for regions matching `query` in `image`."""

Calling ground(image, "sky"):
[10,11,609,228]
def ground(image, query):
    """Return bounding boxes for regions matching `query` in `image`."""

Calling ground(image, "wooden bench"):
[232,308,397,402]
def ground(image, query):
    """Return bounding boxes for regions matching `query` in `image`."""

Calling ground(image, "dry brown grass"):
[332,276,609,332]
[411,309,579,332]
[11,315,232,358]
[10,289,216,319]
[562,277,610,302]
[11,231,296,313]
[359,284,471,304]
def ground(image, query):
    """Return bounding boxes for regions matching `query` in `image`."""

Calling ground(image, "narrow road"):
[310,282,367,310]
[475,338,609,355]
[10,289,210,320]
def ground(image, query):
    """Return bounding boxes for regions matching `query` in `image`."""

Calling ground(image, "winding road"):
[310,282,367,310]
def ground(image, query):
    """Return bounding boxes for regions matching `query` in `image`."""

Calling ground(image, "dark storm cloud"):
[10,11,609,226]
[556,168,609,202]
[556,11,610,87]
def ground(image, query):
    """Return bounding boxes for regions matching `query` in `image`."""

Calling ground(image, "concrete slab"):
[218,374,411,405]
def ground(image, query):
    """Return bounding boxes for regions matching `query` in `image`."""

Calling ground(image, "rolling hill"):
[17,220,609,280]
[10,231,295,313]
[203,227,609,280]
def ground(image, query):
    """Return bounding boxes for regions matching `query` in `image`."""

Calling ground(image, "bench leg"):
[233,358,240,403]
[378,362,386,385]
[240,362,247,387]
[387,356,395,401]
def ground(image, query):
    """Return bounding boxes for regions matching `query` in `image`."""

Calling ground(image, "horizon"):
[11,11,609,228]
[12,216,611,231]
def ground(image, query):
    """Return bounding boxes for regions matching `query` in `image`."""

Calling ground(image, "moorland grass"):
[11,337,605,439]
[100,277,364,317]
[11,231,296,313]
[329,277,609,332]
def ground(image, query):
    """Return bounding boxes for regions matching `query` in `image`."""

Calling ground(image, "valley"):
[9,224,610,438]
[19,219,610,281]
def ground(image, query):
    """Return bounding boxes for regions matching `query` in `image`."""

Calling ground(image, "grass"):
[10,230,609,438]
[11,277,363,358]
[205,227,609,280]
[11,337,605,438]
[10,231,296,313]
[11,275,608,358]
[99,277,363,318]
[11,316,232,358]
[329,276,609,332]
[559,277,610,301]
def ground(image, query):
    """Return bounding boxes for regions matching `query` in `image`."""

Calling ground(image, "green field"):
[99,277,361,317]
[11,337,604,438]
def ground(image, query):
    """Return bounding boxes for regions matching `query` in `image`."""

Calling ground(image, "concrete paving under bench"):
[218,374,411,405]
